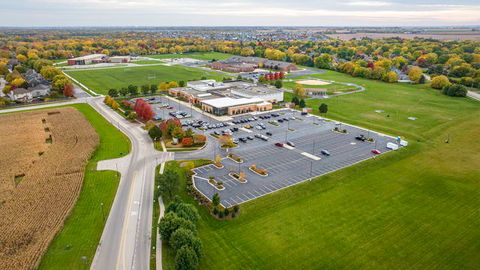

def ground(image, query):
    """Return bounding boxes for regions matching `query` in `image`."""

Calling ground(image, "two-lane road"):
[88,97,173,270]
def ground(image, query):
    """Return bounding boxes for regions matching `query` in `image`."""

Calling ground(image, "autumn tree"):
[408,66,423,84]
[293,84,306,98]
[63,83,75,97]
[431,75,451,90]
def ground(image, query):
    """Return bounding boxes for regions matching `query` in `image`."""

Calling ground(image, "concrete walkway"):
[467,91,480,101]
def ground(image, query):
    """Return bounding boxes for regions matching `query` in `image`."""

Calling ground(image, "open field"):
[162,69,480,269]
[0,107,99,270]
[146,52,233,61]
[38,104,131,270]
[64,64,225,95]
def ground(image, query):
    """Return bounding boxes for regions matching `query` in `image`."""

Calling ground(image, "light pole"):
[100,202,105,222]
[309,160,313,179]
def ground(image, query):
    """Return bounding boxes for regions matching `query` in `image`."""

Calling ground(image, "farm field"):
[64,64,225,95]
[0,107,99,270]
[146,52,233,61]
[162,70,480,269]
[38,104,131,270]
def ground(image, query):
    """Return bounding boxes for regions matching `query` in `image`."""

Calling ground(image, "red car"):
[371,149,381,155]
[275,142,284,147]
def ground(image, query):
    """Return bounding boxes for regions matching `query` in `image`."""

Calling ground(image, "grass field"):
[283,79,359,95]
[38,104,131,270]
[146,52,233,61]
[161,70,480,269]
[65,65,225,95]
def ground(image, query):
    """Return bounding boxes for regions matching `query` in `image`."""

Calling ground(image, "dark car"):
[247,136,254,140]
[278,119,284,123]
[275,142,284,147]
[239,137,247,143]
[321,149,330,156]
[355,135,367,141]
[266,132,273,136]
[301,112,308,116]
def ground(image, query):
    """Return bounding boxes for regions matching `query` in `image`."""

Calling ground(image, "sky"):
[1,0,479,27]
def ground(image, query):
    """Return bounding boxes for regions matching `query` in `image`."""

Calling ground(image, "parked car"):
[278,119,284,123]
[301,112,308,116]
[244,124,252,129]
[371,149,381,155]
[321,149,330,156]
[286,141,295,147]
[247,136,254,140]
[239,137,247,143]
[355,135,367,141]
[266,132,273,136]
[275,142,284,147]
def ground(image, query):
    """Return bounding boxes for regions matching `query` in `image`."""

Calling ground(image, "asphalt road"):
[88,97,173,270]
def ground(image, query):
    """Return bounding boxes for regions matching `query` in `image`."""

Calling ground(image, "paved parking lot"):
[190,109,403,208]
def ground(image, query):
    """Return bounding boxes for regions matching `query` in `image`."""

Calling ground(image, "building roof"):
[69,54,107,61]
[12,88,29,95]
[202,97,264,108]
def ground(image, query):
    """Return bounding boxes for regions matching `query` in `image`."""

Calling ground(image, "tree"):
[382,71,398,83]
[291,96,299,105]
[108,89,118,97]
[40,66,61,80]
[150,84,158,94]
[141,84,150,95]
[170,228,203,260]
[63,83,75,97]
[128,85,138,96]
[11,77,27,88]
[212,193,220,208]
[314,54,333,69]
[431,75,451,90]
[408,66,423,84]
[175,246,199,270]
[148,125,162,141]
[319,103,328,115]
[293,84,306,98]
[170,203,200,223]
[299,99,306,108]
[119,87,128,97]
[274,80,283,89]
[158,169,179,201]
[442,84,467,97]
[159,212,196,242]
[178,80,186,87]
[214,154,222,167]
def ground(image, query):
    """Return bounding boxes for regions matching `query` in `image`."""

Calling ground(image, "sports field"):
[162,70,480,269]
[65,64,225,95]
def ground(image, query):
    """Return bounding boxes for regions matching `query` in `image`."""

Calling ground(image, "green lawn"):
[65,65,225,95]
[283,80,358,95]
[146,52,233,61]
[38,103,131,270]
[161,70,480,269]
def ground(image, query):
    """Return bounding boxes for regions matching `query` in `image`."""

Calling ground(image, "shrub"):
[431,75,451,89]
[193,134,206,144]
[175,246,199,270]
[224,208,230,216]
[181,137,194,147]
[218,211,225,219]
[442,84,467,97]
[212,207,218,215]
[233,205,240,213]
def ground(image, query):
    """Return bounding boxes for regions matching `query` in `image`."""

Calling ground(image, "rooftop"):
[202,97,265,108]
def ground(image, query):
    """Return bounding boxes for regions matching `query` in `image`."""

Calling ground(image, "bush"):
[224,208,230,216]
[218,211,224,218]
[212,207,218,215]
[175,246,199,270]
[148,125,162,141]
[170,228,203,259]
[181,137,194,147]
[158,212,196,242]
[431,75,451,89]
[233,205,239,213]
[442,84,467,97]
